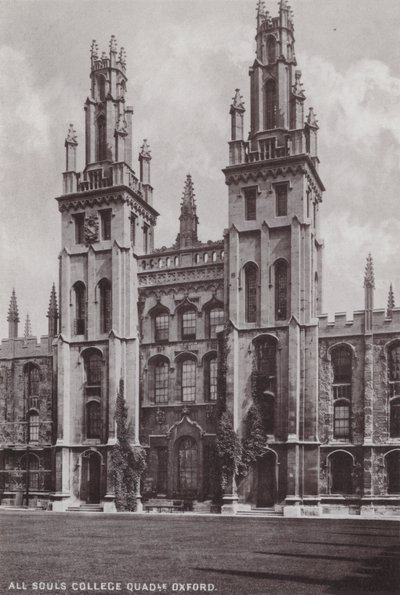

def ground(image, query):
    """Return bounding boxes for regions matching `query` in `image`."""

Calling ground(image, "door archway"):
[256,450,276,507]
[176,437,198,498]
[80,450,101,503]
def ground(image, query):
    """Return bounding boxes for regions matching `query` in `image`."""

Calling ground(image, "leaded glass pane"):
[209,308,224,338]
[209,358,217,401]
[155,313,169,342]
[155,361,169,403]
[87,401,101,439]
[334,403,350,439]
[182,360,196,402]
[182,310,196,340]
[245,265,257,323]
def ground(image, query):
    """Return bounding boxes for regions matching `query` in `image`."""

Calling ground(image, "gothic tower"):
[53,37,158,511]
[222,0,325,514]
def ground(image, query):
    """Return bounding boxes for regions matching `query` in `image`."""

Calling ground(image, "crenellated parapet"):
[318,307,400,337]
[0,335,52,358]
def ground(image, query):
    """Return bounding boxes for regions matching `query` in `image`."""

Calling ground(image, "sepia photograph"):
[0,0,399,593]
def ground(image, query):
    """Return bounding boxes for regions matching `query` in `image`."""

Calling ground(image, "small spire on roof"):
[387,283,395,318]
[364,253,375,289]
[24,314,32,338]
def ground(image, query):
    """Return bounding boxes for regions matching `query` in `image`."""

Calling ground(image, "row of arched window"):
[141,250,224,271]
[330,343,400,440]
[150,305,224,343]
[72,279,111,336]
[327,450,400,495]
[147,354,217,403]
[244,260,289,323]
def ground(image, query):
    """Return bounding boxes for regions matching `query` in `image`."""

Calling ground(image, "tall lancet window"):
[245,263,258,323]
[267,36,276,64]
[275,260,288,321]
[99,279,112,334]
[265,80,277,130]
[74,282,86,335]
[96,115,106,161]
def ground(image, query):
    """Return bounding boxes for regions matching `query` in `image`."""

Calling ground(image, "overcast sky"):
[0,0,400,339]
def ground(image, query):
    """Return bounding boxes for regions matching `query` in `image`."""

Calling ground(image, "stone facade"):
[0,1,399,516]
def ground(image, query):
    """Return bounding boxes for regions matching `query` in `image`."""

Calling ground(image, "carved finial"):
[90,40,99,60]
[256,0,266,17]
[118,47,127,67]
[47,283,59,319]
[387,283,395,318]
[293,71,305,98]
[101,50,107,60]
[306,107,318,128]
[7,289,19,323]
[24,314,32,338]
[182,174,195,209]
[364,253,375,289]
[65,123,78,145]
[140,139,151,159]
[231,88,245,111]
[279,0,290,10]
[110,35,118,53]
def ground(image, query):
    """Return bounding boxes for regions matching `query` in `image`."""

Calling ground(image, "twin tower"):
[51,0,324,512]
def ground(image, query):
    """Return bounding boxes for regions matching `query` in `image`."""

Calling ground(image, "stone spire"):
[364,253,375,332]
[175,174,199,249]
[65,123,78,172]
[230,89,245,141]
[139,139,152,204]
[24,314,32,338]
[7,289,19,339]
[387,283,395,318]
[47,284,59,345]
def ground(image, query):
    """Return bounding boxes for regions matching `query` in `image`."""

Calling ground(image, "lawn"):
[0,512,399,595]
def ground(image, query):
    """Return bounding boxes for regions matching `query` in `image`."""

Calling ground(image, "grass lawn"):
[0,512,399,595]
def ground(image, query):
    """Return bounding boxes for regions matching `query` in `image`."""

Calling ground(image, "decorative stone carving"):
[84,211,99,244]
[155,408,166,425]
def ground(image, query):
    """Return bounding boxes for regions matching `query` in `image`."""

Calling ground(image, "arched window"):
[181,359,196,402]
[330,451,353,494]
[207,307,224,339]
[96,115,106,161]
[255,337,277,394]
[20,453,40,490]
[204,355,217,401]
[84,350,103,387]
[177,436,198,496]
[259,394,275,435]
[390,398,400,438]
[97,75,106,101]
[153,359,169,403]
[275,260,288,320]
[245,263,258,323]
[265,79,277,130]
[73,282,86,335]
[27,365,40,397]
[154,310,169,342]
[86,401,101,439]
[28,411,39,443]
[267,36,276,64]
[386,451,400,494]
[388,343,400,400]
[181,308,197,341]
[331,346,352,399]
[99,279,111,334]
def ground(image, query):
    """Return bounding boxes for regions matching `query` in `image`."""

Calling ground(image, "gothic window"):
[244,187,257,220]
[204,355,217,401]
[73,213,85,244]
[390,398,400,438]
[96,115,107,161]
[386,451,400,494]
[174,256,179,266]
[99,279,111,334]
[177,437,198,495]
[334,400,350,439]
[86,401,101,439]
[99,209,111,240]
[154,359,169,403]
[330,451,353,494]
[255,337,277,394]
[245,263,258,323]
[265,79,277,130]
[275,184,288,216]
[275,260,288,320]
[73,282,86,335]
[97,75,106,101]
[154,311,169,342]
[208,307,224,339]
[181,359,196,402]
[181,308,197,340]
[27,365,40,396]
[259,394,275,434]
[28,411,39,443]
[21,453,40,490]
[156,447,168,494]
[85,350,103,386]
[267,36,276,64]
[130,213,136,245]
[143,224,149,253]
[331,346,352,399]
[388,343,400,394]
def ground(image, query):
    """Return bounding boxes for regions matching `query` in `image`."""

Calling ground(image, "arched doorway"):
[176,437,198,498]
[80,451,101,504]
[256,451,276,507]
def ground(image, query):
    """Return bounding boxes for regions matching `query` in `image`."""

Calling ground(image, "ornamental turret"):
[175,174,199,249]
[7,289,19,339]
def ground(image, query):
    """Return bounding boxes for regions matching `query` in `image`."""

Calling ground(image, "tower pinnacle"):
[175,174,199,249]
[24,314,32,338]
[7,289,19,339]
[364,253,375,288]
[47,284,59,347]
[364,253,375,332]
[387,283,395,318]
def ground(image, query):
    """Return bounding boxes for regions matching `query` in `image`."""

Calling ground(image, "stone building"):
[0,0,399,516]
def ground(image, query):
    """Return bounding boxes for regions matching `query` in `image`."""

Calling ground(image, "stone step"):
[238,508,283,517]
[66,504,103,512]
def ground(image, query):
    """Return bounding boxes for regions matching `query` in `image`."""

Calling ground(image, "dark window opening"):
[85,352,102,386]
[130,213,136,245]
[143,224,149,253]
[255,339,277,394]
[28,366,40,397]
[181,359,196,402]
[267,36,276,64]
[182,309,196,340]
[275,260,288,320]
[74,282,86,335]
[330,452,353,494]
[74,213,85,245]
[208,307,224,339]
[96,115,106,161]
[28,411,39,443]
[99,279,111,334]
[245,263,258,323]
[265,80,277,129]
[244,187,257,220]
[177,437,198,496]
[100,209,111,240]
[390,399,400,438]
[387,451,400,494]
[155,312,169,342]
[86,401,101,439]
[276,184,288,216]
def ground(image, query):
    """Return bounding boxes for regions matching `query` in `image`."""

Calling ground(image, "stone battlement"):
[318,307,400,336]
[0,335,52,359]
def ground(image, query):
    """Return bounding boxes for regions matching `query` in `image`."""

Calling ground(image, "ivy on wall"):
[111,379,147,511]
